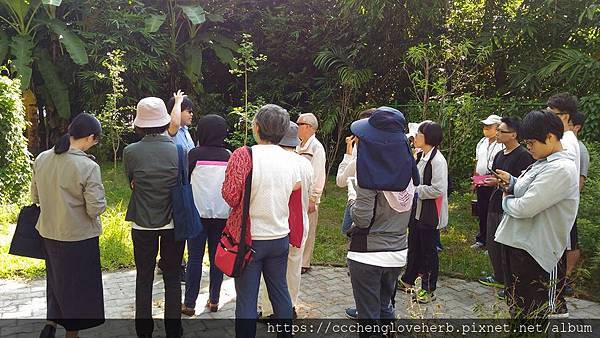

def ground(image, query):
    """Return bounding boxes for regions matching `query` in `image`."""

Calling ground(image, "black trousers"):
[501,245,566,319]
[132,229,185,337]
[486,211,504,283]
[476,186,494,245]
[401,225,439,292]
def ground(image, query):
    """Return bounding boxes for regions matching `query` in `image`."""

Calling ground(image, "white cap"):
[134,97,171,128]
[481,114,502,125]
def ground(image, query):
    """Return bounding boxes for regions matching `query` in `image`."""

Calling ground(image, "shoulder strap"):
[238,146,253,253]
[176,144,186,186]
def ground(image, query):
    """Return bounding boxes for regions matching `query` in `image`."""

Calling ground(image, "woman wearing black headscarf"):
[181,114,231,316]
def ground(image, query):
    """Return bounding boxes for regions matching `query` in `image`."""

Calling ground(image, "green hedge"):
[0,75,32,204]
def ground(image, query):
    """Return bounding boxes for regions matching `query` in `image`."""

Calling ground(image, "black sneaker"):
[40,324,56,338]
[496,289,506,300]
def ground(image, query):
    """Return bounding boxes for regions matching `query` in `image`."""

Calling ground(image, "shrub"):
[578,142,600,280]
[0,74,32,205]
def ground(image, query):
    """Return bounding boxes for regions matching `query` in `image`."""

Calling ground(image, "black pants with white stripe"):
[501,245,566,319]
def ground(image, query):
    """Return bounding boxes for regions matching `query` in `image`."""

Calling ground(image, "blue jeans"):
[184,218,226,308]
[235,236,292,338]
[341,201,353,235]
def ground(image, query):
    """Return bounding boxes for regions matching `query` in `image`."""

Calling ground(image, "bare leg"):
[566,249,580,276]
[66,330,79,338]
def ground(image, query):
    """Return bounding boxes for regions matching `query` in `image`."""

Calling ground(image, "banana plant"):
[142,0,237,93]
[0,0,88,120]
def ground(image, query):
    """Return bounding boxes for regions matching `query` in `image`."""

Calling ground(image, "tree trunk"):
[22,89,39,155]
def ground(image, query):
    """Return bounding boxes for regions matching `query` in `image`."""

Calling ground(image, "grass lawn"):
[314,178,492,281]
[1,161,598,302]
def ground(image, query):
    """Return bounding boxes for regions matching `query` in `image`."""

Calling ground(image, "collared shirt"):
[495,150,579,273]
[172,126,195,154]
[475,137,504,175]
[296,134,326,204]
[31,148,106,241]
[414,148,449,229]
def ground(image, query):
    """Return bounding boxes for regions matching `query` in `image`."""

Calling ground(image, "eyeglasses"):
[524,139,537,147]
[297,122,312,127]
[497,129,514,134]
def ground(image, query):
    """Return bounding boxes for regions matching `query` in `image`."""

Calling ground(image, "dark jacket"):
[123,134,178,228]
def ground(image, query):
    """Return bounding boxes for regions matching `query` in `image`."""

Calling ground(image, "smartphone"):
[491,170,508,184]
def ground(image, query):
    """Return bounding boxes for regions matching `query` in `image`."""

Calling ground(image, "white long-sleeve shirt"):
[414,148,449,229]
[297,134,326,204]
[336,153,357,201]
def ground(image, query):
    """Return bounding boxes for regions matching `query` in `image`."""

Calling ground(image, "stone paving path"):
[2,266,600,337]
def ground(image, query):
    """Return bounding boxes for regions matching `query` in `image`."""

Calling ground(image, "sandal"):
[181,304,195,316]
[206,300,218,312]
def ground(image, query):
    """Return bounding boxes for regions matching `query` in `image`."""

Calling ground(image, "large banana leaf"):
[42,0,62,5]
[9,35,34,89]
[179,5,206,25]
[183,44,203,87]
[35,49,71,118]
[211,44,234,67]
[199,32,239,51]
[46,19,88,65]
[144,14,165,33]
[0,31,9,63]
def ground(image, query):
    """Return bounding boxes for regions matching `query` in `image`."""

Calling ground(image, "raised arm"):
[167,90,185,136]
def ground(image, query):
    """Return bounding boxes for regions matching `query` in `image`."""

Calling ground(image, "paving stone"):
[3,266,600,336]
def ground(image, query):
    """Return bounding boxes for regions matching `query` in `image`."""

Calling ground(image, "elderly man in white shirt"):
[296,113,326,274]
[472,114,504,250]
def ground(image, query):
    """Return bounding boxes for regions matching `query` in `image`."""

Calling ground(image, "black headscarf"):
[196,114,229,147]
[188,114,230,179]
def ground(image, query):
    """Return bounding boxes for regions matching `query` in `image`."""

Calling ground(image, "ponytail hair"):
[54,113,102,154]
[54,133,72,154]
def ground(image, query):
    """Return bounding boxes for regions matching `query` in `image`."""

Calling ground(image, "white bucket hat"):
[134,97,171,128]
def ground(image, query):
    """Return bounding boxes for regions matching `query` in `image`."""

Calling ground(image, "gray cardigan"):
[495,150,579,273]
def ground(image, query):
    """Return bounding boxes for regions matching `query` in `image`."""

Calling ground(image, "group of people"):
[29,88,589,338]
[472,93,589,319]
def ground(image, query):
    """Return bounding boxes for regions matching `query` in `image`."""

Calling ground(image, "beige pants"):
[260,241,306,315]
[301,207,319,268]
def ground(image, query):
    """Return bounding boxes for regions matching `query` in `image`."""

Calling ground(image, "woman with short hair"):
[400,121,448,304]
[222,104,299,338]
[32,113,106,338]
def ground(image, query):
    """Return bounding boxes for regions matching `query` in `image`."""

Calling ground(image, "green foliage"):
[96,50,134,167]
[8,35,34,89]
[578,95,600,143]
[226,97,265,149]
[35,49,70,118]
[229,33,267,145]
[45,18,89,65]
[576,142,600,295]
[0,73,32,205]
